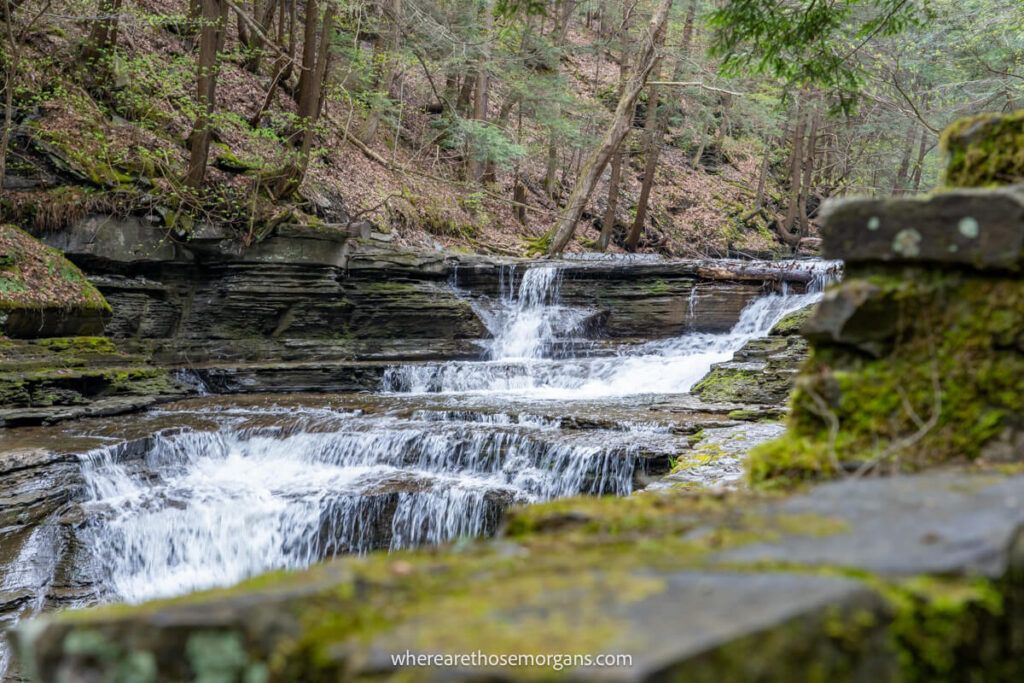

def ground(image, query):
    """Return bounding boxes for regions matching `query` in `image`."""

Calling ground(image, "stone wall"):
[748,185,1024,485]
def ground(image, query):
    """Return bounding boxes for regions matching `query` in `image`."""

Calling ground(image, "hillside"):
[1,0,798,258]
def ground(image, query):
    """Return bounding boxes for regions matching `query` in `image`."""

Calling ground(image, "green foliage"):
[438,116,526,167]
[710,0,928,105]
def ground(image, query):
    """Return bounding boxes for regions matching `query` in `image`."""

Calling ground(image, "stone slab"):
[821,187,1024,268]
[356,571,884,682]
[715,472,1024,577]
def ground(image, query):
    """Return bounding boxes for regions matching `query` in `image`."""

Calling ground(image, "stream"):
[0,260,833,677]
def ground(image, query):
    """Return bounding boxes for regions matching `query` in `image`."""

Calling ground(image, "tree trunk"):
[626,57,663,251]
[754,138,771,210]
[249,0,295,126]
[778,95,806,247]
[892,121,916,195]
[266,0,334,198]
[468,0,493,182]
[544,126,559,198]
[241,0,278,74]
[911,126,930,193]
[82,0,124,66]
[185,0,229,188]
[361,0,402,142]
[797,105,819,234]
[597,40,630,252]
[598,147,623,250]
[548,0,673,255]
[0,21,17,193]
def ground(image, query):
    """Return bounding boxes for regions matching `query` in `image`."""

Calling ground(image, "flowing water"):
[67,261,833,608]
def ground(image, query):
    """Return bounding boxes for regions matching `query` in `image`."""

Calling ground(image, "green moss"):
[882,576,1005,681]
[749,270,1024,486]
[38,478,1024,680]
[770,306,814,336]
[0,224,111,313]
[691,367,759,398]
[940,110,1024,187]
[36,336,117,354]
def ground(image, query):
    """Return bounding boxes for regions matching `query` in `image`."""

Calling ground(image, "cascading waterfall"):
[75,259,836,608]
[383,261,833,398]
[77,412,638,603]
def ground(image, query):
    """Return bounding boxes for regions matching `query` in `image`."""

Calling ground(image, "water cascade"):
[75,261,833,606]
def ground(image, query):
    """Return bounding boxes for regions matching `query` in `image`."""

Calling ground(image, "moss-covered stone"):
[749,268,1024,487]
[0,224,114,338]
[0,337,186,424]
[941,110,1024,187]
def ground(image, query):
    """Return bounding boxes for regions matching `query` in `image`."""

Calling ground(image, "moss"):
[36,336,117,354]
[523,231,553,257]
[212,144,264,174]
[770,306,814,336]
[0,224,111,313]
[38,477,1024,680]
[749,270,1024,486]
[691,367,760,399]
[881,576,1006,681]
[940,110,1024,187]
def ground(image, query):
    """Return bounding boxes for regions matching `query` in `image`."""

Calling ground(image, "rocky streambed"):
[0,228,834,679]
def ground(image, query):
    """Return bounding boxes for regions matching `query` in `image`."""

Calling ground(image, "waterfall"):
[72,259,835,608]
[383,261,834,398]
[76,412,638,604]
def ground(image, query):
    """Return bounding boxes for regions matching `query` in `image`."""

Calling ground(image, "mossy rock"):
[941,110,1024,187]
[0,224,111,338]
[770,306,815,336]
[19,473,1024,682]
[749,269,1024,487]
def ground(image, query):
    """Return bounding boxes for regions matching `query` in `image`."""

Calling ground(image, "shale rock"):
[691,306,812,405]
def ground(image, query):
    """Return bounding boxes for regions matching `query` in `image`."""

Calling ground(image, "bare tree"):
[266,0,336,198]
[185,0,230,187]
[548,0,673,256]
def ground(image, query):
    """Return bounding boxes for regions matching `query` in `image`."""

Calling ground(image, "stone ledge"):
[15,472,1024,681]
[821,186,1024,268]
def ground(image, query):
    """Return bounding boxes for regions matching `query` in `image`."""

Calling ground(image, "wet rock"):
[691,305,815,405]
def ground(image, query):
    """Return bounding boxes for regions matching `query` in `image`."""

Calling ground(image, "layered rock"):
[691,306,812,405]
[748,185,1024,485]
[0,216,820,424]
[0,338,188,427]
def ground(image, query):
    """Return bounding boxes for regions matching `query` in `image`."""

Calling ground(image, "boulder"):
[0,225,111,338]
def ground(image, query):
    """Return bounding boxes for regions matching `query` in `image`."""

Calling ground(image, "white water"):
[75,260,834,607]
[77,412,638,603]
[383,262,833,399]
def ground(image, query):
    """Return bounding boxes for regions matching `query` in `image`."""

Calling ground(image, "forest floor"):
[3,1,794,258]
